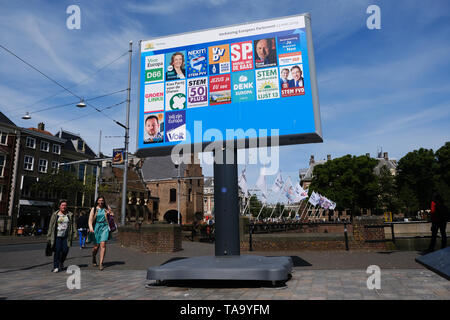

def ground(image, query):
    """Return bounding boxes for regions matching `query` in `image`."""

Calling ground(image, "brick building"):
[0,112,18,234]
[140,154,204,224]
[13,122,66,231]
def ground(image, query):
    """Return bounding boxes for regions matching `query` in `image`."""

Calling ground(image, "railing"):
[248,221,350,252]
[364,221,434,244]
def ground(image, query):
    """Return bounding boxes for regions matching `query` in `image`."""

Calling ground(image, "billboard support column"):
[213,147,240,256]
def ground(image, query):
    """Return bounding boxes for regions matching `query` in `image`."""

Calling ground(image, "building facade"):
[13,123,66,232]
[0,112,18,234]
[54,129,98,210]
[140,154,204,224]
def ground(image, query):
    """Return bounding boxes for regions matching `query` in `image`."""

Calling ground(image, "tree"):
[434,142,450,208]
[377,165,400,214]
[309,154,379,215]
[396,148,435,211]
[31,171,101,209]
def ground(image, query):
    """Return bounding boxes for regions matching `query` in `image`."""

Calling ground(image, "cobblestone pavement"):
[0,237,449,300]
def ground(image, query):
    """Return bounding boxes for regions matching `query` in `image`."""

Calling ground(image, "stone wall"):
[117,223,182,253]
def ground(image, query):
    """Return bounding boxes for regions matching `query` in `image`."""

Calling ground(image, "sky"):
[1,0,449,202]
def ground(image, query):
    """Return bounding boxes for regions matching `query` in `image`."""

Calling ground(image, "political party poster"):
[187,77,208,108]
[208,44,230,75]
[144,83,165,113]
[112,148,125,165]
[280,65,305,97]
[255,67,279,100]
[231,71,255,103]
[165,51,187,81]
[231,41,254,72]
[254,38,277,69]
[165,80,186,111]
[187,48,207,78]
[145,54,165,83]
[277,34,302,66]
[209,74,231,105]
[138,14,323,157]
[143,112,164,144]
[165,110,186,142]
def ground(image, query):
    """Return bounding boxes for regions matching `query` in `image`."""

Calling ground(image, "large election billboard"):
[136,13,322,157]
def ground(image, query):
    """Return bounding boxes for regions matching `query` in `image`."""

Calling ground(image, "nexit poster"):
[137,14,322,157]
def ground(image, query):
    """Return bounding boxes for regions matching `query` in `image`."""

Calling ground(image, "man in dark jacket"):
[426,192,449,252]
[77,211,89,249]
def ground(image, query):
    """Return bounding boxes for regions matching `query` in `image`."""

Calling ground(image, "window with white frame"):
[40,141,49,152]
[51,161,59,173]
[38,159,48,173]
[26,137,36,149]
[52,144,61,154]
[0,155,5,177]
[24,156,34,171]
[0,132,7,145]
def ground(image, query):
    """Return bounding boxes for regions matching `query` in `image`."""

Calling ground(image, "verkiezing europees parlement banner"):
[136,14,322,157]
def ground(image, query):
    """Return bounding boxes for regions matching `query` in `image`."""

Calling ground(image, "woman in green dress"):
[88,196,114,271]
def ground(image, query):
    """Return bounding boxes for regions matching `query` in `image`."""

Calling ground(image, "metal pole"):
[94,130,101,200]
[177,164,181,225]
[121,40,132,227]
[344,222,349,251]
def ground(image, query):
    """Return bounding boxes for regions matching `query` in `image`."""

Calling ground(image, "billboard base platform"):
[147,255,293,284]
[415,247,450,280]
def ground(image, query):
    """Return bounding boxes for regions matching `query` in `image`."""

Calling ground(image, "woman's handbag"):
[45,241,53,256]
[107,213,117,232]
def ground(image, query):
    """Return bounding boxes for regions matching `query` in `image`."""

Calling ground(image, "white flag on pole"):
[329,201,337,210]
[238,167,248,197]
[308,191,321,206]
[256,168,268,202]
[294,183,308,202]
[283,177,295,203]
[271,171,284,193]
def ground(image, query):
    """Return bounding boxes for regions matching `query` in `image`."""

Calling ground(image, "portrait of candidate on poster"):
[254,37,277,69]
[143,113,164,144]
[165,51,186,81]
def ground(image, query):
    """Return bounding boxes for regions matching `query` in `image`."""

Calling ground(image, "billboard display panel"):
[136,14,322,157]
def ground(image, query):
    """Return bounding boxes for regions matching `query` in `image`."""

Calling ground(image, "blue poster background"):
[138,28,316,152]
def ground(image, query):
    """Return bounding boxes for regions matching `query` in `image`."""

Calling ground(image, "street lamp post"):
[120,40,132,227]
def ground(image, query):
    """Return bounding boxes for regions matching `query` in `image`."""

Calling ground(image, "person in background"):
[47,200,77,273]
[426,192,449,252]
[77,211,89,249]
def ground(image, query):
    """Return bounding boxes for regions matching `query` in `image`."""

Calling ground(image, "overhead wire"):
[0,47,128,114]
[9,88,128,117]
[0,44,129,127]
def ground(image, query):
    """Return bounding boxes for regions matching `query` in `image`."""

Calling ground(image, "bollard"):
[249,224,253,252]
[390,223,396,244]
[344,223,349,251]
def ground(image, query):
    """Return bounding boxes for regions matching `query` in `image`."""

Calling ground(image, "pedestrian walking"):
[426,192,449,253]
[47,200,77,273]
[77,211,89,249]
[88,196,114,271]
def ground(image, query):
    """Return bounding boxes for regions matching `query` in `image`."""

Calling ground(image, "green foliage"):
[309,154,379,214]
[396,148,435,211]
[434,142,450,208]
[30,171,104,208]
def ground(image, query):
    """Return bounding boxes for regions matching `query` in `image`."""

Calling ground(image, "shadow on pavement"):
[103,261,125,268]
[149,276,291,289]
